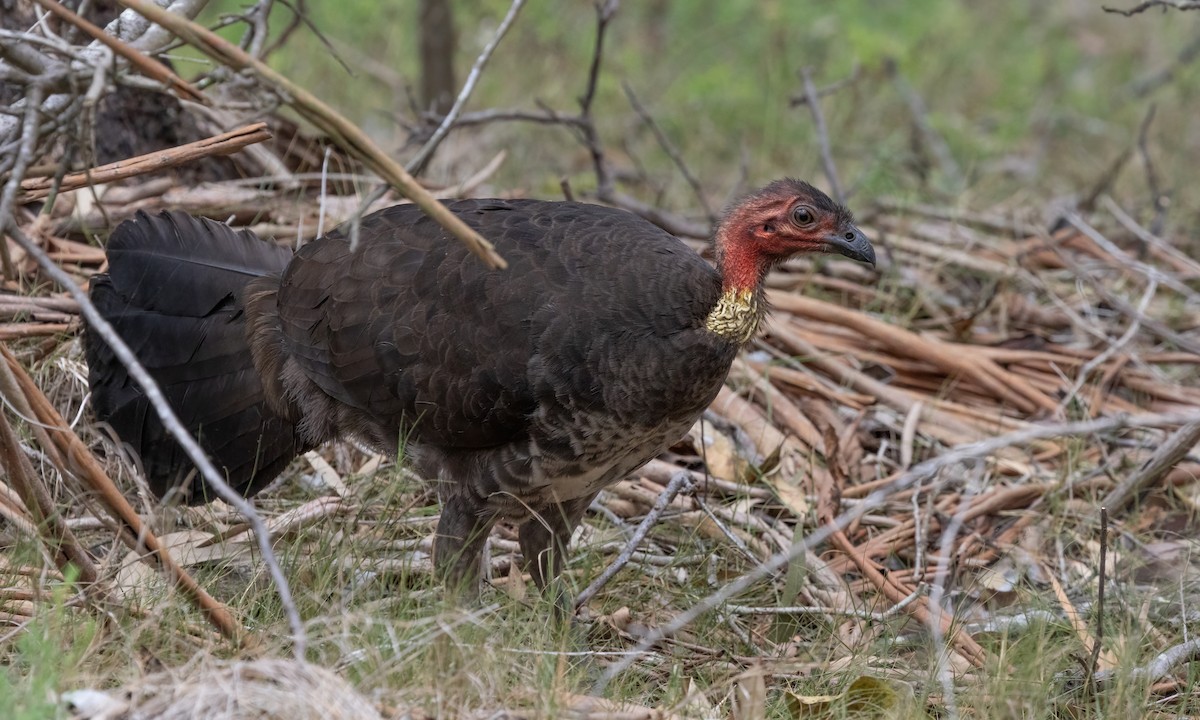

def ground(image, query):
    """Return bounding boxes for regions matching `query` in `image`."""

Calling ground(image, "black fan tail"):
[86,211,302,503]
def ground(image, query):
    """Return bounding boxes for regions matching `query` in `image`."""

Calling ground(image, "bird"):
[85,178,875,597]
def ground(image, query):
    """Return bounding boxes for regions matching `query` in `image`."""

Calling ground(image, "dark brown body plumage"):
[87,181,873,594]
[88,200,740,590]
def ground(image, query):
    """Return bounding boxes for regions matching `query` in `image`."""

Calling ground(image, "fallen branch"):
[575,471,692,611]
[1103,0,1200,15]
[18,122,272,201]
[0,344,248,646]
[0,354,99,585]
[1103,420,1200,511]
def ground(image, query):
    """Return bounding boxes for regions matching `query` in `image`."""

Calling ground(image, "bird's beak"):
[824,226,876,267]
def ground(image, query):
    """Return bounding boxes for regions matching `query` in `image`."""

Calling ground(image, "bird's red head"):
[715,178,875,292]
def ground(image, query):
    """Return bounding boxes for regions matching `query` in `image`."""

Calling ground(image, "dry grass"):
[4,163,1200,717]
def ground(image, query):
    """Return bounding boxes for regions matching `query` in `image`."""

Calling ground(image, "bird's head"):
[715,178,875,293]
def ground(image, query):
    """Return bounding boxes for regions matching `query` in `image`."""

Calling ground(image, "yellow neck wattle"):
[704,288,761,344]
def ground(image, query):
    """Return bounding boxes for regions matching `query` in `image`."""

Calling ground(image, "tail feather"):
[106,211,293,315]
[86,211,303,503]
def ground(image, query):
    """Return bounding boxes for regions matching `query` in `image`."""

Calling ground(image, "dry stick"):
[1135,105,1169,237]
[831,527,986,667]
[888,60,962,190]
[799,67,844,204]
[769,292,1057,415]
[1096,636,1200,685]
[18,122,271,200]
[1066,212,1200,305]
[1104,421,1200,512]
[1131,33,1200,97]
[1058,278,1158,416]
[0,344,247,645]
[622,83,715,223]
[927,487,985,719]
[1102,196,1200,279]
[115,0,506,270]
[789,65,860,108]
[1088,507,1109,684]
[766,320,982,448]
[1,224,280,652]
[1050,236,1200,356]
[1103,0,1200,16]
[574,471,692,611]
[406,0,526,176]
[592,407,1200,692]
[0,82,43,279]
[0,367,98,584]
[28,0,205,103]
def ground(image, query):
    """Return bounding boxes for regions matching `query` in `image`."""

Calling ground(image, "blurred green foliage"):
[197,0,1199,227]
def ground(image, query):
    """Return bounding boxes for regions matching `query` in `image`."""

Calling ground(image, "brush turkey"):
[85,179,875,594]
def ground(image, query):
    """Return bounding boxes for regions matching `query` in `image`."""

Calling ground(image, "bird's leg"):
[433,492,497,601]
[518,493,597,609]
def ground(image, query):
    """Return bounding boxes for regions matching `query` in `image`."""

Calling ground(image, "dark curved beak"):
[824,226,876,267]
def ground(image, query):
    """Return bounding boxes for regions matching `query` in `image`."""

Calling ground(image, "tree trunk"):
[419,0,458,116]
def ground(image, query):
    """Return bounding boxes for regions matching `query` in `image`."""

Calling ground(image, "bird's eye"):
[791,206,815,226]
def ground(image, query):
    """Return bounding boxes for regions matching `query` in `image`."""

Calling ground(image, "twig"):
[1057,278,1158,415]
[887,59,962,190]
[1,222,301,655]
[1131,34,1200,97]
[1096,636,1200,684]
[622,82,715,222]
[789,65,859,107]
[27,0,206,103]
[18,122,272,200]
[0,82,43,279]
[406,0,527,176]
[0,361,99,584]
[1088,507,1109,683]
[1135,105,1168,236]
[592,408,1200,692]
[1101,196,1200,278]
[115,0,508,270]
[577,0,619,197]
[1104,421,1200,511]
[1065,213,1200,304]
[575,471,691,610]
[1103,0,1200,15]
[927,488,978,720]
[799,67,844,204]
[0,345,246,644]
[725,586,926,620]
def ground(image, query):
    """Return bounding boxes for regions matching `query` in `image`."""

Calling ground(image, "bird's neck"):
[706,234,766,344]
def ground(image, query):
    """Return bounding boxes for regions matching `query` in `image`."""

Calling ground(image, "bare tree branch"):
[407,0,526,176]
[622,83,715,223]
[0,82,43,279]
[117,0,508,269]
[575,471,691,610]
[799,67,844,204]
[1104,0,1200,15]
